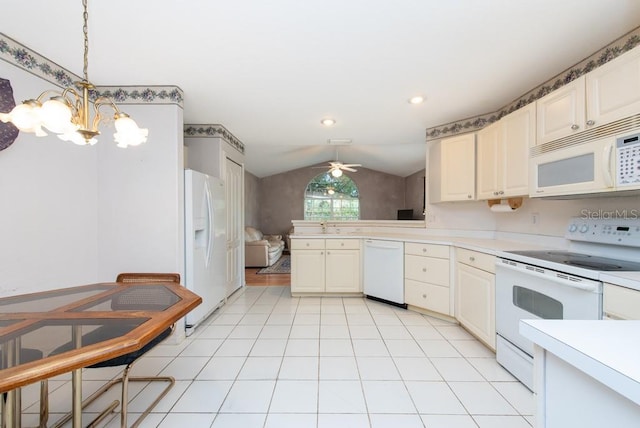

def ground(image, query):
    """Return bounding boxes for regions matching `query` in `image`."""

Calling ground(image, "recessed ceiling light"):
[321,118,336,126]
[408,95,425,104]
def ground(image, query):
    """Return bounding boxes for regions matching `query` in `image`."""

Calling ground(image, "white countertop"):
[520,319,640,406]
[291,231,640,291]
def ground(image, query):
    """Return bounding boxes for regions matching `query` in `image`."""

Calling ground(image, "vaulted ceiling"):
[4,1,640,177]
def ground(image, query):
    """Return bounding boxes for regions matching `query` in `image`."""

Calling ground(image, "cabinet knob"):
[571,124,580,131]
[467,194,472,199]
[493,191,498,196]
[422,248,427,253]
[469,256,475,262]
[498,190,504,195]
[341,242,344,246]
[422,268,427,272]
[422,294,427,299]
[306,243,310,247]
[320,251,324,255]
[327,251,330,255]
[586,119,595,126]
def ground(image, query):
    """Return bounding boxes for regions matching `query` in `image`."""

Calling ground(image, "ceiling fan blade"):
[342,167,358,172]
[341,163,362,168]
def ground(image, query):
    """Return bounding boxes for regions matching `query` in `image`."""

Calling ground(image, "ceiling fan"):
[313,147,362,177]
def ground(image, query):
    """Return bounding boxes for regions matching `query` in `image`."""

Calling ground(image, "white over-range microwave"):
[530,122,640,198]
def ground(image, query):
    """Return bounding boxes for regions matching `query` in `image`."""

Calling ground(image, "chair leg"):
[51,364,175,428]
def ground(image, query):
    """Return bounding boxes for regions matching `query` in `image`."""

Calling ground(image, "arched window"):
[304,172,360,220]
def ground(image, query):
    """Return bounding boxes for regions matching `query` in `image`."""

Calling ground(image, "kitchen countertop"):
[520,319,640,406]
[291,232,640,291]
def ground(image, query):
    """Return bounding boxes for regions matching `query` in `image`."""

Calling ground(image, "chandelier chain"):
[82,0,89,81]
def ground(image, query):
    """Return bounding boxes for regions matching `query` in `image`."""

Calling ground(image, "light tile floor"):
[18,286,534,427]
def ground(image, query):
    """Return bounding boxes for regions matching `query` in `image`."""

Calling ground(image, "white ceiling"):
[4,1,640,177]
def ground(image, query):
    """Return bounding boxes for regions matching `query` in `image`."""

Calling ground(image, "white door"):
[225,157,244,296]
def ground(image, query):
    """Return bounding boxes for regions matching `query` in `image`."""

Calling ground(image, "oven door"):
[495,258,602,357]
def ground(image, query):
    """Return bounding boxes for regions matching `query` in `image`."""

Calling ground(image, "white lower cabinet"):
[455,248,496,350]
[291,238,360,294]
[404,243,452,316]
[603,283,640,320]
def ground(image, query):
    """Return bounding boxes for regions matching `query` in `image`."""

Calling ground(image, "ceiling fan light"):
[408,95,425,104]
[331,168,343,177]
[321,118,336,126]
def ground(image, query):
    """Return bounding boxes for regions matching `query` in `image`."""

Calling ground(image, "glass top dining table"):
[0,282,202,427]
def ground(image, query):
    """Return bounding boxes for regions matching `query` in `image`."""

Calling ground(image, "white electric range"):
[495,217,640,390]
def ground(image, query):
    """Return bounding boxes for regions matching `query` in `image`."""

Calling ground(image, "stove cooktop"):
[506,250,640,272]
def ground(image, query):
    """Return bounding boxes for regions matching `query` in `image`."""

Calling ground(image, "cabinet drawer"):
[405,279,450,314]
[291,239,325,250]
[455,248,495,273]
[326,239,360,250]
[604,283,640,320]
[405,255,449,286]
[405,242,449,259]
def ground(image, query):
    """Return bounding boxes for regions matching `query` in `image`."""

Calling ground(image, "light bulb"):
[40,97,75,134]
[1,102,46,134]
[59,131,95,146]
[114,114,148,148]
[331,168,343,177]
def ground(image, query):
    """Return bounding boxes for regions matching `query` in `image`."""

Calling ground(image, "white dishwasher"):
[363,239,406,308]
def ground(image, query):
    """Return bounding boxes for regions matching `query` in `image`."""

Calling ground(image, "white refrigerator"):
[184,169,227,335]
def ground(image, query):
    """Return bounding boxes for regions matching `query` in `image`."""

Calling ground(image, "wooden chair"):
[52,273,180,428]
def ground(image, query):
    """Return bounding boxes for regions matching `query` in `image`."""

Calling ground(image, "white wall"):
[0,63,99,296]
[97,104,184,281]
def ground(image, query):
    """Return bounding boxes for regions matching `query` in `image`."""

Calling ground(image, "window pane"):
[304,172,360,220]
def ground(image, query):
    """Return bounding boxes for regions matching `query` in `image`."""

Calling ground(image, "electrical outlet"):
[532,212,539,225]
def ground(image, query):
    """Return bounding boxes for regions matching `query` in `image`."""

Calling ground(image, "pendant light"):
[0,0,148,148]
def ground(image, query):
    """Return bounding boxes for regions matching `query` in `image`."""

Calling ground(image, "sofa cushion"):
[244,226,264,242]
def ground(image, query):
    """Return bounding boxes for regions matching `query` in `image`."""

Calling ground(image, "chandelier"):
[0,0,148,148]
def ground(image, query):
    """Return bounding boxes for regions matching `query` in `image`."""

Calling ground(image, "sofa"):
[244,226,285,267]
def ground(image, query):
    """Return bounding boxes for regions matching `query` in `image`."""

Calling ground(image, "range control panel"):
[617,132,640,186]
[566,217,640,247]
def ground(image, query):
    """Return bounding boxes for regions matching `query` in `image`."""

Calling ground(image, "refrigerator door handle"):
[204,180,214,268]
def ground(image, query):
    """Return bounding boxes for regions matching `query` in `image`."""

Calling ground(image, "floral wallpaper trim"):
[426,26,640,141]
[0,33,183,106]
[184,124,245,154]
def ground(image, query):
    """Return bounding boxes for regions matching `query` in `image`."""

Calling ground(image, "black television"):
[397,209,413,220]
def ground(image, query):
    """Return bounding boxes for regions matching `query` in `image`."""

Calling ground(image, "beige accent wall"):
[404,169,426,220]
[254,164,413,236]
[244,171,260,230]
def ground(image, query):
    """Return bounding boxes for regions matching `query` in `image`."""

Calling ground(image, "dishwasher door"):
[363,240,405,307]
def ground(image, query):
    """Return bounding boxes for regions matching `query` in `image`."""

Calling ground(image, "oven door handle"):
[497,262,599,292]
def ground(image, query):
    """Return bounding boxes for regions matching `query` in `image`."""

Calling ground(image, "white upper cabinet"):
[501,103,535,197]
[439,133,476,202]
[476,122,501,200]
[587,47,640,128]
[477,103,534,200]
[536,76,586,145]
[536,46,640,145]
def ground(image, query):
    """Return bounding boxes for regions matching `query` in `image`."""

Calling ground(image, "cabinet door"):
[536,76,585,145]
[456,263,495,350]
[603,283,640,320]
[587,47,640,128]
[476,121,501,200]
[441,133,476,201]
[325,249,360,292]
[291,250,325,293]
[501,103,534,197]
